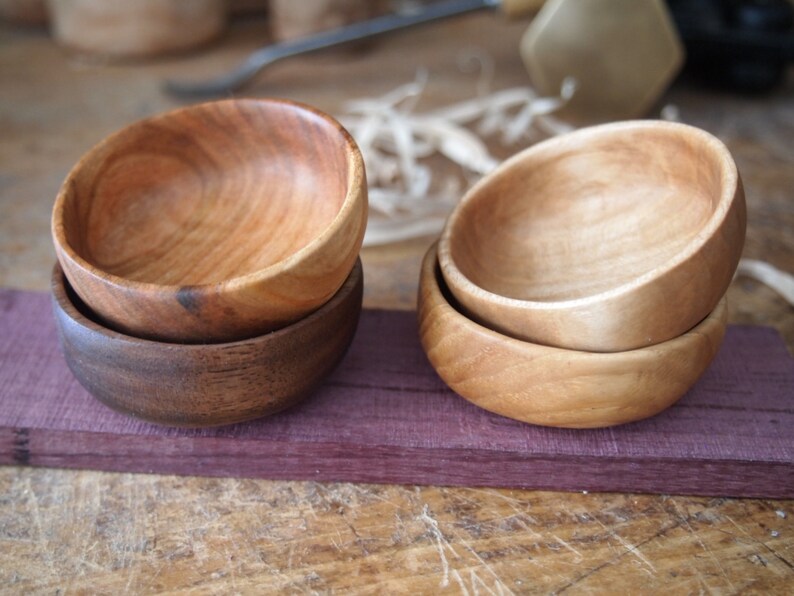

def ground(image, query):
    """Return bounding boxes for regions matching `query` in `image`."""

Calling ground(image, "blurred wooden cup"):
[269,0,387,41]
[47,0,226,58]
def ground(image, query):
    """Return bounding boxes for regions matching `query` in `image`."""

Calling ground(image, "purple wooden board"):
[0,288,792,497]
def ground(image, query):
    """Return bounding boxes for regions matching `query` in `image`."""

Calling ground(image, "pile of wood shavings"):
[736,259,794,306]
[340,78,794,304]
[338,71,576,246]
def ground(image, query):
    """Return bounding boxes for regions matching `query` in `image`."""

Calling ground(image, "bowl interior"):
[448,123,731,302]
[58,100,354,286]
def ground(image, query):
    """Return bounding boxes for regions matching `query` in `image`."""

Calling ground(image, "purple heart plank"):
[0,288,792,497]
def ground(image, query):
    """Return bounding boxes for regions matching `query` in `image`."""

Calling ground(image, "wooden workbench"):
[1,12,793,594]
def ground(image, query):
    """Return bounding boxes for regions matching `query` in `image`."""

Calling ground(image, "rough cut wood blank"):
[0,288,792,498]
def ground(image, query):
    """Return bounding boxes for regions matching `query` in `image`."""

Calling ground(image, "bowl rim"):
[51,257,363,349]
[438,119,739,312]
[423,242,727,358]
[51,97,366,295]
[420,242,728,428]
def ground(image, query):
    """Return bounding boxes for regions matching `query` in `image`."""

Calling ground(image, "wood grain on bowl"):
[420,243,728,429]
[52,99,367,343]
[51,260,363,428]
[438,120,745,352]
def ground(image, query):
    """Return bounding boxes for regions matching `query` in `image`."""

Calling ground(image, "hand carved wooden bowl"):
[52,98,367,343]
[419,243,727,429]
[438,120,745,352]
[52,259,363,428]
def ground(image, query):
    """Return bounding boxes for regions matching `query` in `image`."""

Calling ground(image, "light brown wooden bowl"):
[52,259,363,428]
[419,243,727,429]
[438,120,745,352]
[52,98,367,343]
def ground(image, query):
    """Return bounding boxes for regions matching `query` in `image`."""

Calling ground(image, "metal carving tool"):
[164,0,543,98]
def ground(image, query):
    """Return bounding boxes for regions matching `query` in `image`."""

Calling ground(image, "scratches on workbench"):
[450,568,472,595]
[419,501,516,596]
[720,508,794,574]
[550,533,584,560]
[2,470,793,593]
[418,504,459,588]
[554,519,683,594]
[594,517,657,574]
[20,476,47,555]
[667,497,737,592]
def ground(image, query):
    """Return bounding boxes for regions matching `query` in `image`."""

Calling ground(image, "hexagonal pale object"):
[521,0,684,125]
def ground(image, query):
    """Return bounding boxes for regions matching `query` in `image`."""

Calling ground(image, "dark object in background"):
[668,0,794,92]
[0,0,47,26]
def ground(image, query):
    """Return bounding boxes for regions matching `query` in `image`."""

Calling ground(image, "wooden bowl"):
[51,259,363,428]
[48,0,226,58]
[52,98,367,343]
[438,120,745,352]
[419,243,727,429]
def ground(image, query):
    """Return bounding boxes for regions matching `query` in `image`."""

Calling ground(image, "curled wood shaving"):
[660,104,681,122]
[338,71,576,246]
[666,107,793,305]
[341,77,794,305]
[736,259,794,306]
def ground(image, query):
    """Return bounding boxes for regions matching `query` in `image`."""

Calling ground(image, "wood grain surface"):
[3,285,793,497]
[51,260,363,427]
[438,120,745,352]
[52,98,367,343]
[1,11,793,594]
[420,244,730,428]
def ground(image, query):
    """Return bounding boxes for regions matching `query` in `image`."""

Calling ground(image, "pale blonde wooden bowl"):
[438,120,745,352]
[52,99,367,343]
[420,243,727,429]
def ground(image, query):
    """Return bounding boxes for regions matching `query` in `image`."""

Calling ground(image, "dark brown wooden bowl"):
[51,259,363,428]
[52,98,367,343]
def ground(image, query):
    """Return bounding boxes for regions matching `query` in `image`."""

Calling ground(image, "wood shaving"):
[338,69,576,246]
[736,259,794,306]
[341,70,793,311]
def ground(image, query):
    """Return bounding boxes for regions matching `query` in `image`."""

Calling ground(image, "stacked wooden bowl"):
[51,99,368,427]
[420,121,746,428]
